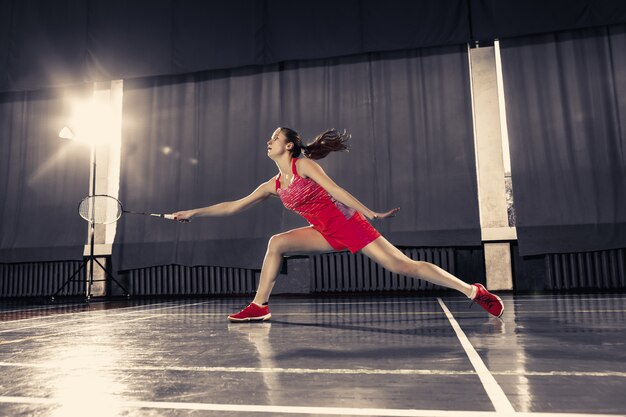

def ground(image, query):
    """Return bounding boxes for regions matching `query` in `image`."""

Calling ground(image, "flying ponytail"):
[281,127,350,160]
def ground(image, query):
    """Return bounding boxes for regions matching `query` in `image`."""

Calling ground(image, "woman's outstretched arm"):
[296,158,399,220]
[171,178,276,221]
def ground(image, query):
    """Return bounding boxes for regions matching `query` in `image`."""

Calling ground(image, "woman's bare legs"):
[360,236,474,297]
[252,226,334,305]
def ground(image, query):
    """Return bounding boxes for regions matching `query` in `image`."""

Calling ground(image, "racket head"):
[78,195,123,224]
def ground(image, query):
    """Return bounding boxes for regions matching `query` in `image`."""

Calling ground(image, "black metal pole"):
[87,143,97,298]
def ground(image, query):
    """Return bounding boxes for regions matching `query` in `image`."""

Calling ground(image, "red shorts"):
[313,212,381,253]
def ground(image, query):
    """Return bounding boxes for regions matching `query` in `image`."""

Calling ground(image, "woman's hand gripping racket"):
[78,195,189,224]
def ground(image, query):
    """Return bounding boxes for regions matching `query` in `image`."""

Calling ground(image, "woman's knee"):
[267,234,287,255]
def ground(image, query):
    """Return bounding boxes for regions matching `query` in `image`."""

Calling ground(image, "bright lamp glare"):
[64,99,115,145]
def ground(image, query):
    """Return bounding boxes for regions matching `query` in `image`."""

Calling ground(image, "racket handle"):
[164,214,190,222]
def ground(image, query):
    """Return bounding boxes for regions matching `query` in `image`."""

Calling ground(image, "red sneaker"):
[228,303,272,322]
[471,284,504,318]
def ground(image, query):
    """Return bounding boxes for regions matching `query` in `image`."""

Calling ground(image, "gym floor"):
[0,293,624,416]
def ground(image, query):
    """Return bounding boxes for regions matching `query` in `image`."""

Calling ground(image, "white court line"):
[2,361,625,378]
[0,298,214,325]
[151,310,626,318]
[167,312,443,317]
[494,370,626,378]
[0,314,165,345]
[0,300,181,325]
[0,303,82,314]
[3,302,622,334]
[512,294,626,299]
[0,313,158,334]
[4,307,609,326]
[444,296,626,303]
[0,299,164,314]
[258,301,441,306]
[513,310,626,314]
[267,296,626,305]
[0,300,216,331]
[0,300,220,341]
[0,362,475,376]
[416,309,626,315]
[3,295,620,322]
[437,298,516,414]
[3,295,619,315]
[0,396,623,417]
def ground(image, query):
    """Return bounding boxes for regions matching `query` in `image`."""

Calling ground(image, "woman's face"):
[266,128,292,159]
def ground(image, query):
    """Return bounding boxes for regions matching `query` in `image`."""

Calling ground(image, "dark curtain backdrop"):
[0,0,470,93]
[471,0,626,42]
[3,0,626,94]
[501,25,626,256]
[113,45,480,271]
[0,86,91,262]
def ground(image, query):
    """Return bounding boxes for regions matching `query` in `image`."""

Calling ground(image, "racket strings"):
[79,195,123,224]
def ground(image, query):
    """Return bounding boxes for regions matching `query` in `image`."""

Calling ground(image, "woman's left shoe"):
[228,303,272,322]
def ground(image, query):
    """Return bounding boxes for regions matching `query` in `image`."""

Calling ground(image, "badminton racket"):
[78,195,187,224]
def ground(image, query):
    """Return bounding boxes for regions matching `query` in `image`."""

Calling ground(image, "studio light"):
[60,98,115,146]
[52,96,128,300]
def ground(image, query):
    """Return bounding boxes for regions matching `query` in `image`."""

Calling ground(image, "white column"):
[469,46,515,291]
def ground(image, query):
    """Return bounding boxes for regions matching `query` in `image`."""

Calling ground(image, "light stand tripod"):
[52,137,129,300]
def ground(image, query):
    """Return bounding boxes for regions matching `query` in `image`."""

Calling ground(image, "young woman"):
[172,127,504,321]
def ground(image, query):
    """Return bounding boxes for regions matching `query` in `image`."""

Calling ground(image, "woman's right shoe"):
[470,284,504,318]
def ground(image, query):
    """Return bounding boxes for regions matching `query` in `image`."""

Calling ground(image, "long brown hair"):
[280,127,350,160]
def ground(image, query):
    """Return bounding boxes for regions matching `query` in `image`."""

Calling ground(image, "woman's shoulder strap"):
[292,157,299,177]
[275,173,281,190]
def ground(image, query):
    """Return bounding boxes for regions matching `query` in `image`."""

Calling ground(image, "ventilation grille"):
[546,248,626,290]
[5,248,626,297]
[312,248,455,293]
[1,249,457,298]
[0,261,85,297]
[124,265,259,296]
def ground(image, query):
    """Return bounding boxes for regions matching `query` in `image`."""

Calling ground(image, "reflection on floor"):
[0,293,625,416]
